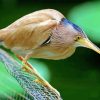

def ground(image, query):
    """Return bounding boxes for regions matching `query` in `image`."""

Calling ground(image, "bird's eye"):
[42,35,51,46]
[74,36,81,41]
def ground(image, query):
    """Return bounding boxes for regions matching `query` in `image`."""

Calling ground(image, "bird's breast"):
[31,46,75,60]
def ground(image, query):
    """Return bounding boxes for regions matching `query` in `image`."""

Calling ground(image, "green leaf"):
[68,2,100,43]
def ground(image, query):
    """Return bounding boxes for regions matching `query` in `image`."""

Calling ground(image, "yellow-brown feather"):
[3,20,57,49]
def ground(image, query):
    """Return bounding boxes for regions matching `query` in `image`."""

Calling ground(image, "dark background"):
[0,0,100,100]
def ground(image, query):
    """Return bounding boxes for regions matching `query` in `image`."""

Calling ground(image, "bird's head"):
[37,17,100,60]
[50,18,100,54]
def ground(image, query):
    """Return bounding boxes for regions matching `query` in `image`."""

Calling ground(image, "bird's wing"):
[3,9,64,49]
[4,19,57,49]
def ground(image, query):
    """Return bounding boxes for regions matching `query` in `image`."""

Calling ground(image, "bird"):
[0,9,99,60]
[0,9,100,91]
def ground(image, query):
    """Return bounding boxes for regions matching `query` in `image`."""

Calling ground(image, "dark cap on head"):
[60,18,83,32]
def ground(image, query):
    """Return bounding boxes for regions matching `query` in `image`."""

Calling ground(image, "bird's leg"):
[16,55,33,72]
[16,55,59,95]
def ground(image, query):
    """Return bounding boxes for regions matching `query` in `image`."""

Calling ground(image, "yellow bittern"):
[0,9,100,91]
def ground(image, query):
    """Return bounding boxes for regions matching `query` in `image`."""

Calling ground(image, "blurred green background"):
[0,0,100,100]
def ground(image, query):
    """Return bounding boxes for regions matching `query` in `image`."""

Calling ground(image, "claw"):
[16,55,59,95]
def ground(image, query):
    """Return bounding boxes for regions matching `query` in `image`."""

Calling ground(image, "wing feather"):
[4,19,57,49]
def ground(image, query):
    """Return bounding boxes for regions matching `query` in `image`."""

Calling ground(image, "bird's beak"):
[78,38,100,54]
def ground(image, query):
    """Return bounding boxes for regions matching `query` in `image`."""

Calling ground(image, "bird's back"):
[6,9,64,29]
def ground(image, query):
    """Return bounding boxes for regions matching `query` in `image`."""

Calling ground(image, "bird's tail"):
[0,29,7,42]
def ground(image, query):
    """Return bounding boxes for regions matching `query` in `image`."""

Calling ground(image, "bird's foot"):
[22,61,30,73]
[16,55,60,95]
[22,61,59,95]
